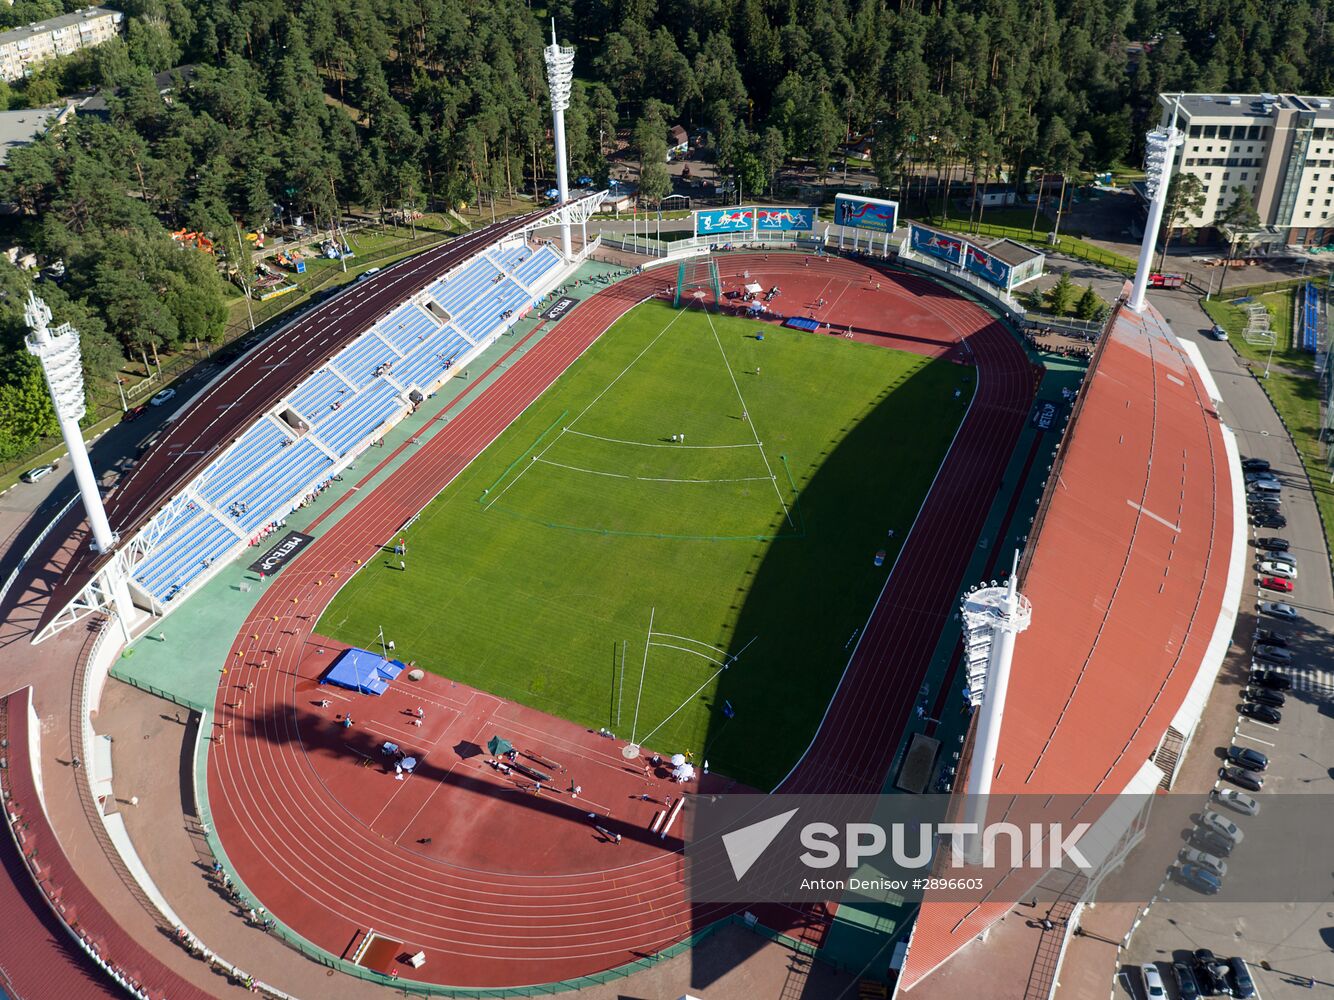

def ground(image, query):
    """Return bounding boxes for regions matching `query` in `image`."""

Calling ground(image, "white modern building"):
[0,7,124,82]
[1159,91,1334,245]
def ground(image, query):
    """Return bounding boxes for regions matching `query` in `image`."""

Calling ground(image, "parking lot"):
[1114,290,1334,999]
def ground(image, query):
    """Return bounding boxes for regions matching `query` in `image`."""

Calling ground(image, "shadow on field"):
[693,350,972,791]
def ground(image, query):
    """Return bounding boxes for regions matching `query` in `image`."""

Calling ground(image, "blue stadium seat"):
[330,331,401,388]
[287,368,354,424]
[314,378,404,456]
[196,420,289,507]
[376,303,442,354]
[132,506,238,602]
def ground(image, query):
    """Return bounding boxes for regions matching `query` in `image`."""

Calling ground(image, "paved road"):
[1116,287,1334,1000]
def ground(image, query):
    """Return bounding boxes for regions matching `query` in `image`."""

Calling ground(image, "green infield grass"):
[317,299,970,788]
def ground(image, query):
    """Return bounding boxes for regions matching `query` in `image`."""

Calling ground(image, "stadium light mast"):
[25,291,136,630]
[1129,96,1185,314]
[957,552,1032,861]
[543,20,575,258]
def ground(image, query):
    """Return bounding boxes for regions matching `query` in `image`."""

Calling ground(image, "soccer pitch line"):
[532,457,773,485]
[563,429,757,451]
[701,308,795,528]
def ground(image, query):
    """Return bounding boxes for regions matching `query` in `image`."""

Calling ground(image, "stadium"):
[0,39,1247,1000]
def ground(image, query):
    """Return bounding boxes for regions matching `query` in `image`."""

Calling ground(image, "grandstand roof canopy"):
[901,294,1239,993]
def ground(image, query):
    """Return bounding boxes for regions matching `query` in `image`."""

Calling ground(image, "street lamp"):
[543,20,575,257]
[1130,98,1185,313]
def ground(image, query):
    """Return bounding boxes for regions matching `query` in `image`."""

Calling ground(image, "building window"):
[1240,172,1248,180]
[1203,125,1217,138]
[1189,125,1202,137]
[1204,173,1213,180]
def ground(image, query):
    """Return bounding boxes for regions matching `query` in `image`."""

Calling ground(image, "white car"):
[150,388,177,406]
[1215,788,1260,816]
[1201,809,1244,843]
[1141,963,1166,1000]
[20,464,56,483]
[1178,846,1228,877]
[1260,601,1300,621]
[1259,561,1297,580]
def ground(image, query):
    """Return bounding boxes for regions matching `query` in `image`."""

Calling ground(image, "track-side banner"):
[249,530,314,576]
[963,243,1013,288]
[909,224,964,266]
[694,206,814,236]
[833,194,899,233]
[695,208,755,235]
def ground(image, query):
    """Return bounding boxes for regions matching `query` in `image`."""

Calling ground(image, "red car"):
[1260,576,1293,593]
[122,404,148,422]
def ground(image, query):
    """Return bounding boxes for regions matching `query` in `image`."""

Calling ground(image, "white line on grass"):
[483,304,692,512]
[534,457,772,484]
[701,308,794,527]
[564,428,759,450]
[647,640,730,666]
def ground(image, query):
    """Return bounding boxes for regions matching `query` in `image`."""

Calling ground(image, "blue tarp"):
[323,647,405,696]
[785,316,821,332]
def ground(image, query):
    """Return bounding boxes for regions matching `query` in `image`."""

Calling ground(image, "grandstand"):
[38,205,600,631]
[1297,280,1321,353]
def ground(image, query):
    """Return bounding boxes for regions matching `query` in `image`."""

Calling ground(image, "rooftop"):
[899,292,1238,992]
[981,238,1042,267]
[0,105,69,166]
[0,7,122,48]
[1162,92,1334,122]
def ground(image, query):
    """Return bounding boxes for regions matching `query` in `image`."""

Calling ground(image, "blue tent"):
[323,647,405,696]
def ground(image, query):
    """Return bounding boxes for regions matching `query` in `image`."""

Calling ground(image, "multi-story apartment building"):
[0,7,124,83]
[1159,92,1334,246]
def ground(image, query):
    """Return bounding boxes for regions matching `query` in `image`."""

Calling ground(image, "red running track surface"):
[206,256,1036,987]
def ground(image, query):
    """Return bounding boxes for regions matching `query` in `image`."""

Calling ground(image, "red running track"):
[206,255,1036,988]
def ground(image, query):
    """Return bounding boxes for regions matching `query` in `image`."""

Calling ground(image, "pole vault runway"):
[206,254,1036,987]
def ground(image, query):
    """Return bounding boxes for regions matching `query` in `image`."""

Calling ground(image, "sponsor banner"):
[1030,399,1060,431]
[687,793,1334,904]
[755,207,815,231]
[695,208,755,235]
[249,530,314,576]
[963,242,1013,288]
[542,296,580,321]
[909,224,964,266]
[833,194,899,233]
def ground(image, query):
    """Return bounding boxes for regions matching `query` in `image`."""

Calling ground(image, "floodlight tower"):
[957,552,1032,861]
[25,292,135,623]
[1129,97,1185,313]
[543,19,575,258]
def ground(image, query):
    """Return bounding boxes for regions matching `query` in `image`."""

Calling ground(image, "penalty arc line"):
[534,458,772,484]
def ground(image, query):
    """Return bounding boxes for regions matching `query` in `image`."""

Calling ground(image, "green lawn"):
[1203,290,1334,572]
[317,301,969,788]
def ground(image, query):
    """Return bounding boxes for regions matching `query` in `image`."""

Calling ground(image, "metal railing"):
[0,493,78,613]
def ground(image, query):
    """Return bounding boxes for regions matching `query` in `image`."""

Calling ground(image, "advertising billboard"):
[755,207,815,231]
[963,243,1012,288]
[833,194,899,233]
[695,208,755,235]
[909,224,964,266]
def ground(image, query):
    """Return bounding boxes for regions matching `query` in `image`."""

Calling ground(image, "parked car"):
[19,464,56,483]
[1227,745,1269,771]
[1241,458,1271,472]
[1176,863,1222,895]
[1172,962,1203,1000]
[1250,668,1291,690]
[1201,810,1244,843]
[1248,479,1282,494]
[1257,536,1288,551]
[1252,513,1286,528]
[1260,575,1293,593]
[1179,846,1228,877]
[1259,561,1297,580]
[1219,765,1264,792]
[1215,789,1259,816]
[1260,550,1295,567]
[1191,826,1235,858]
[1244,471,1278,484]
[1227,957,1256,999]
[1141,963,1167,999]
[1254,643,1292,662]
[1255,627,1288,646]
[1194,949,1231,996]
[1259,601,1299,621]
[1246,687,1285,708]
[1241,702,1281,724]
[150,387,177,406]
